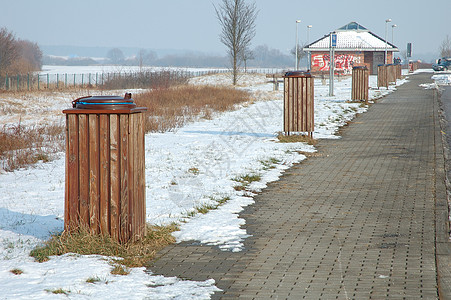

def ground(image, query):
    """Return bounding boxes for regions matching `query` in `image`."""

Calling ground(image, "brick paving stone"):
[149,73,451,299]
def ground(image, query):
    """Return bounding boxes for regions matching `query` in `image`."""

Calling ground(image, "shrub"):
[134,85,251,133]
[0,123,64,172]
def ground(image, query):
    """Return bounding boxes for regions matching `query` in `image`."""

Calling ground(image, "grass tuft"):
[86,276,102,284]
[232,173,261,191]
[10,268,23,275]
[188,167,200,175]
[277,133,317,145]
[195,203,218,214]
[110,265,130,276]
[260,157,281,170]
[30,223,178,268]
[45,288,70,295]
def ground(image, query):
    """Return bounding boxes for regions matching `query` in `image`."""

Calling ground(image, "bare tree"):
[18,40,43,70]
[439,35,451,58]
[0,27,19,76]
[214,0,258,85]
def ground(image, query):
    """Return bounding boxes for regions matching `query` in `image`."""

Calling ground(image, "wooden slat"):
[109,114,120,241]
[78,114,89,228]
[65,115,70,231]
[119,114,129,243]
[66,114,79,231]
[99,114,110,235]
[301,77,307,132]
[88,114,100,234]
[283,78,289,133]
[308,77,314,132]
[364,70,369,102]
[138,112,147,237]
[289,77,294,133]
[129,113,137,240]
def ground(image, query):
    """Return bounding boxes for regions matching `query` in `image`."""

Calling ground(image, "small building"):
[304,22,398,75]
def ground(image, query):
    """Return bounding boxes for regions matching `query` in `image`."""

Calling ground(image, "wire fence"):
[0,68,282,92]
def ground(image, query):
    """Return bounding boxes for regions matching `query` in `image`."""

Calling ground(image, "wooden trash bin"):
[387,64,396,84]
[377,65,388,89]
[396,64,402,80]
[63,93,147,243]
[283,71,314,137]
[351,66,369,103]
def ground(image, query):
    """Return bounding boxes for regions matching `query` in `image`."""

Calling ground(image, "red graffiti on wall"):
[312,54,360,74]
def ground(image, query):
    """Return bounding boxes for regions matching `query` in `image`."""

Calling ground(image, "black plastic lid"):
[284,71,312,78]
[72,93,136,110]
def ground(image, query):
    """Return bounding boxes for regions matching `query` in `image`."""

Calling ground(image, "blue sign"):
[331,34,337,47]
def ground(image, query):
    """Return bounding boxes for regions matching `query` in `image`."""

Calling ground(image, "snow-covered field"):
[0,68,407,299]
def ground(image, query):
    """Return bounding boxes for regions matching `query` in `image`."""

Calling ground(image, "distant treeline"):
[43,44,296,68]
[0,27,43,76]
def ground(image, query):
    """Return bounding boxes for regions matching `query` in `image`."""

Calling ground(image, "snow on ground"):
[0,68,407,299]
[418,70,451,89]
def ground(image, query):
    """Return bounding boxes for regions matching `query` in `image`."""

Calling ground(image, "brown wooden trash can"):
[63,94,147,243]
[351,66,369,103]
[396,64,402,80]
[387,64,396,84]
[377,65,388,89]
[283,71,314,137]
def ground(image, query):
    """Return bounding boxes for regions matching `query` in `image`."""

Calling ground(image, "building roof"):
[304,22,398,52]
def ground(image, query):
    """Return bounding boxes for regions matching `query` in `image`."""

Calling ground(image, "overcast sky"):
[2,0,450,58]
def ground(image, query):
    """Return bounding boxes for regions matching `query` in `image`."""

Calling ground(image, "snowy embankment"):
[0,70,407,299]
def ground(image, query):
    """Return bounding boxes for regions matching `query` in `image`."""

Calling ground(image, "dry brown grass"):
[134,85,251,133]
[30,223,178,269]
[0,123,65,171]
[277,132,317,145]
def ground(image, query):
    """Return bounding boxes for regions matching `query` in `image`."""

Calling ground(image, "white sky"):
[2,0,450,58]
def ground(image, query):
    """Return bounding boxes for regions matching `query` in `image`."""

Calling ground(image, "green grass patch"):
[195,203,218,214]
[260,157,281,170]
[232,173,261,191]
[45,288,70,295]
[216,196,231,205]
[188,167,200,175]
[86,276,108,284]
[30,223,178,269]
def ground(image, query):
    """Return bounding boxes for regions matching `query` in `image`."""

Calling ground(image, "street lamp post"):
[391,24,397,44]
[391,24,397,64]
[295,20,301,70]
[307,25,312,70]
[385,19,392,64]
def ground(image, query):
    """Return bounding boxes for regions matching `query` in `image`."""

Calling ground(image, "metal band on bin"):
[284,71,312,78]
[72,94,137,110]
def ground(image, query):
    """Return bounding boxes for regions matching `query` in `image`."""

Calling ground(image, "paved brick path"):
[149,72,451,299]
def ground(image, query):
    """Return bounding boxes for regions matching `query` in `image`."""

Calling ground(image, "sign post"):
[329,33,337,96]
